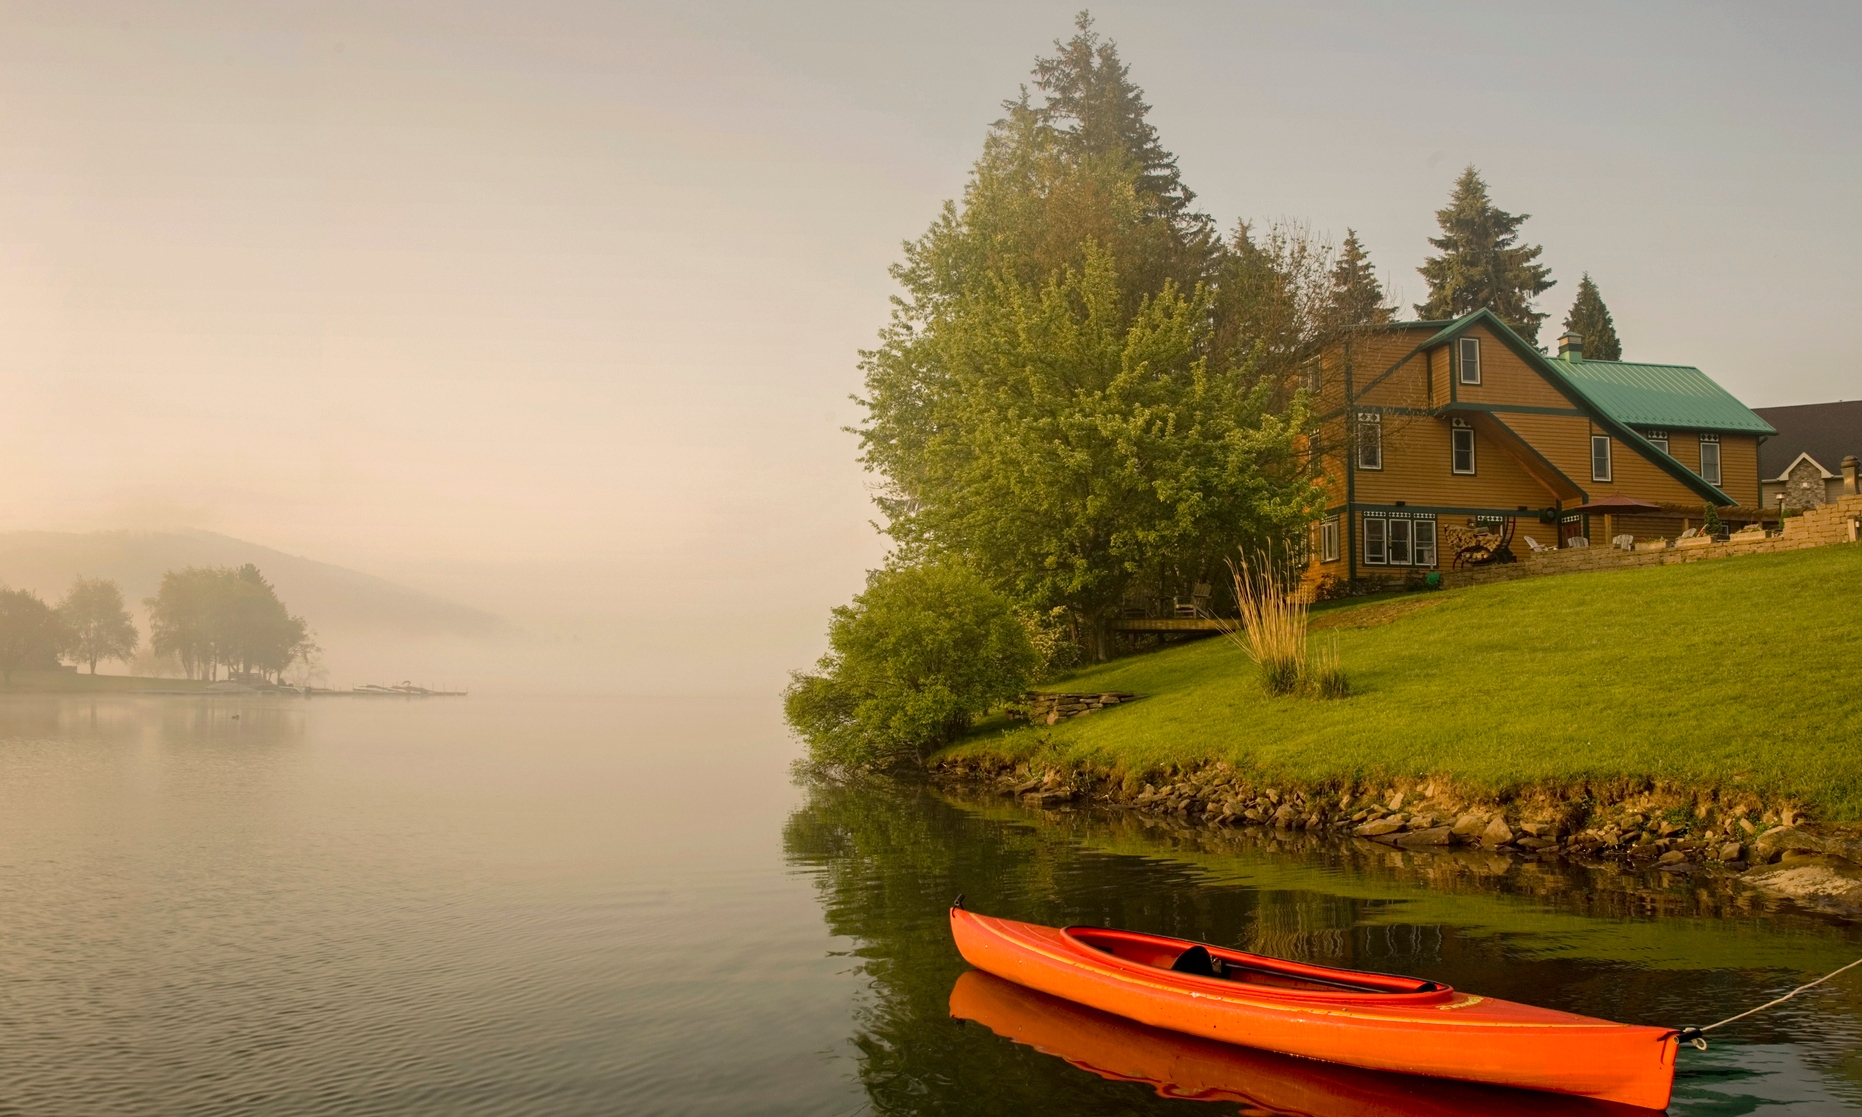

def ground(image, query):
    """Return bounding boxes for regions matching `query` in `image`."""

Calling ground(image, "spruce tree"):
[1322,229,1393,332]
[1561,273,1622,360]
[1415,166,1555,343]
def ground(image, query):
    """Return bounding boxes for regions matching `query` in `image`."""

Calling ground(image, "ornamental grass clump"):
[1220,549,1349,699]
[1221,552,1308,697]
[1309,635,1350,700]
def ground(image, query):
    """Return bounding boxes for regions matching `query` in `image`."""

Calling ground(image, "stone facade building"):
[1755,400,1862,511]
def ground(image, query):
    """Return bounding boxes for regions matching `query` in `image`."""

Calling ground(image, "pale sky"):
[2,2,1857,692]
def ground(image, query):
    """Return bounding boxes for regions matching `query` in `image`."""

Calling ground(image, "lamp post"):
[1775,492,1786,535]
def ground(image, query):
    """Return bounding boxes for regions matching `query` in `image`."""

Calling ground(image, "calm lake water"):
[1,695,1858,1115]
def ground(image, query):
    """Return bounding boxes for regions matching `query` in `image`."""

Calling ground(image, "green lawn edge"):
[939,546,1862,819]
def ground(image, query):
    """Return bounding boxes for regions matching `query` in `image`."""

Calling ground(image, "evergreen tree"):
[1561,272,1622,360]
[1415,166,1555,343]
[1322,228,1394,332]
[1031,13,1212,248]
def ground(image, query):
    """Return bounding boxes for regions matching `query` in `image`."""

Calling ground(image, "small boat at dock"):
[950,905,1679,1110]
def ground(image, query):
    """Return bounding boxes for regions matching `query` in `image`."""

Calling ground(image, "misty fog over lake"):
[4,4,1861,1115]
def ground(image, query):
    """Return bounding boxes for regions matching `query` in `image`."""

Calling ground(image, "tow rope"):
[1673,954,1862,1050]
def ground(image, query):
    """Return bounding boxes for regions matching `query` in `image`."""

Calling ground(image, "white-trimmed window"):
[1450,419,1476,475]
[1363,514,1387,565]
[1320,516,1339,563]
[1388,517,1413,565]
[1356,412,1383,470]
[1414,518,1438,567]
[1591,435,1613,482]
[1645,429,1670,454]
[1698,434,1722,485]
[1458,337,1481,385]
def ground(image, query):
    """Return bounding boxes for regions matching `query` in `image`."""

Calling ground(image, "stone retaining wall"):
[1016,691,1138,726]
[1440,494,1862,589]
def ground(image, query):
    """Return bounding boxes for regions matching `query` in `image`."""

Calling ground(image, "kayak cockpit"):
[1063,926,1452,1001]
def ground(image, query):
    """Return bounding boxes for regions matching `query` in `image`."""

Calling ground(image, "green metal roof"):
[1410,309,1740,505]
[1548,357,1777,436]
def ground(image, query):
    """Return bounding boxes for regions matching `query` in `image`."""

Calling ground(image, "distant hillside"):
[0,530,513,641]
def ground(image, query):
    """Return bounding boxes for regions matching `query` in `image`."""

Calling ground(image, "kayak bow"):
[950,906,1678,1110]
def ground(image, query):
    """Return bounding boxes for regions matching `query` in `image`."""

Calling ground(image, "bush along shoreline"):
[928,755,1862,918]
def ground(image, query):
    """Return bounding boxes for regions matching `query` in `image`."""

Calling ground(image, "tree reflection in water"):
[783,777,1862,1115]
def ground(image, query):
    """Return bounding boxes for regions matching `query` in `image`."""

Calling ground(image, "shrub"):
[1702,504,1727,536]
[784,564,1039,771]
[1021,606,1083,680]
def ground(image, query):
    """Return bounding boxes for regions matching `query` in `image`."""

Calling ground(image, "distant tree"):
[1321,229,1394,333]
[1415,166,1555,343]
[0,589,69,684]
[1561,272,1622,360]
[57,576,138,674]
[146,565,311,682]
[784,564,1039,771]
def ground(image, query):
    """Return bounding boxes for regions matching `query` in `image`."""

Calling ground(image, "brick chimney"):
[1558,331,1584,362]
[1844,455,1859,495]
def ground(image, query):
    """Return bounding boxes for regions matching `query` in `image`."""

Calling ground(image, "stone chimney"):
[1558,331,1584,362]
[1844,455,1859,495]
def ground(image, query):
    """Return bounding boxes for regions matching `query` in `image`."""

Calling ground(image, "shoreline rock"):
[929,755,1862,918]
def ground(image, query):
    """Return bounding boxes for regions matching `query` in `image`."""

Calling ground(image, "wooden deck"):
[1110,617,1226,633]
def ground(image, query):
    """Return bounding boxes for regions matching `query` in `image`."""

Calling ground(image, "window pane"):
[1322,518,1339,562]
[1358,424,1382,469]
[1389,519,1412,565]
[1452,428,1475,473]
[1592,435,1612,481]
[1364,517,1386,564]
[1459,338,1480,384]
[1414,521,1437,566]
[1700,441,1721,485]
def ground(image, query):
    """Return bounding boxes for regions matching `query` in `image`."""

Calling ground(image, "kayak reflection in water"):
[949,970,1664,1117]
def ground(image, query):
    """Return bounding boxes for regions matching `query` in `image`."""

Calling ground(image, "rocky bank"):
[930,756,1862,918]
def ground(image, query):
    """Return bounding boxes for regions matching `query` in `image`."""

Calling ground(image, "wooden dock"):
[1109,617,1226,633]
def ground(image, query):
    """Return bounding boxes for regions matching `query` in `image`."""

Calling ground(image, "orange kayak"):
[951,970,1658,1115]
[950,906,1680,1110]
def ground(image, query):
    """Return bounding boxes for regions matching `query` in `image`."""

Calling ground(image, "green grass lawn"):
[0,670,213,694]
[942,545,1862,818]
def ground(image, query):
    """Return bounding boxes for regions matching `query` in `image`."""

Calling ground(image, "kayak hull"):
[950,908,1678,1110]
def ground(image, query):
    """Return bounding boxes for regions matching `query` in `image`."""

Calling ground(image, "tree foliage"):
[1321,229,1394,333]
[57,576,138,674]
[0,589,68,684]
[1415,166,1555,343]
[855,16,1321,655]
[1562,272,1622,360]
[145,565,312,682]
[784,564,1039,771]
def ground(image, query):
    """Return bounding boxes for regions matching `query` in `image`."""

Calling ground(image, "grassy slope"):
[944,545,1862,817]
[0,671,212,694]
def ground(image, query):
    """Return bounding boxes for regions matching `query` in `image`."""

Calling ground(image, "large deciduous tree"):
[1561,272,1622,360]
[0,589,68,684]
[57,576,138,674]
[856,15,1319,657]
[146,565,312,682]
[1415,166,1555,343]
